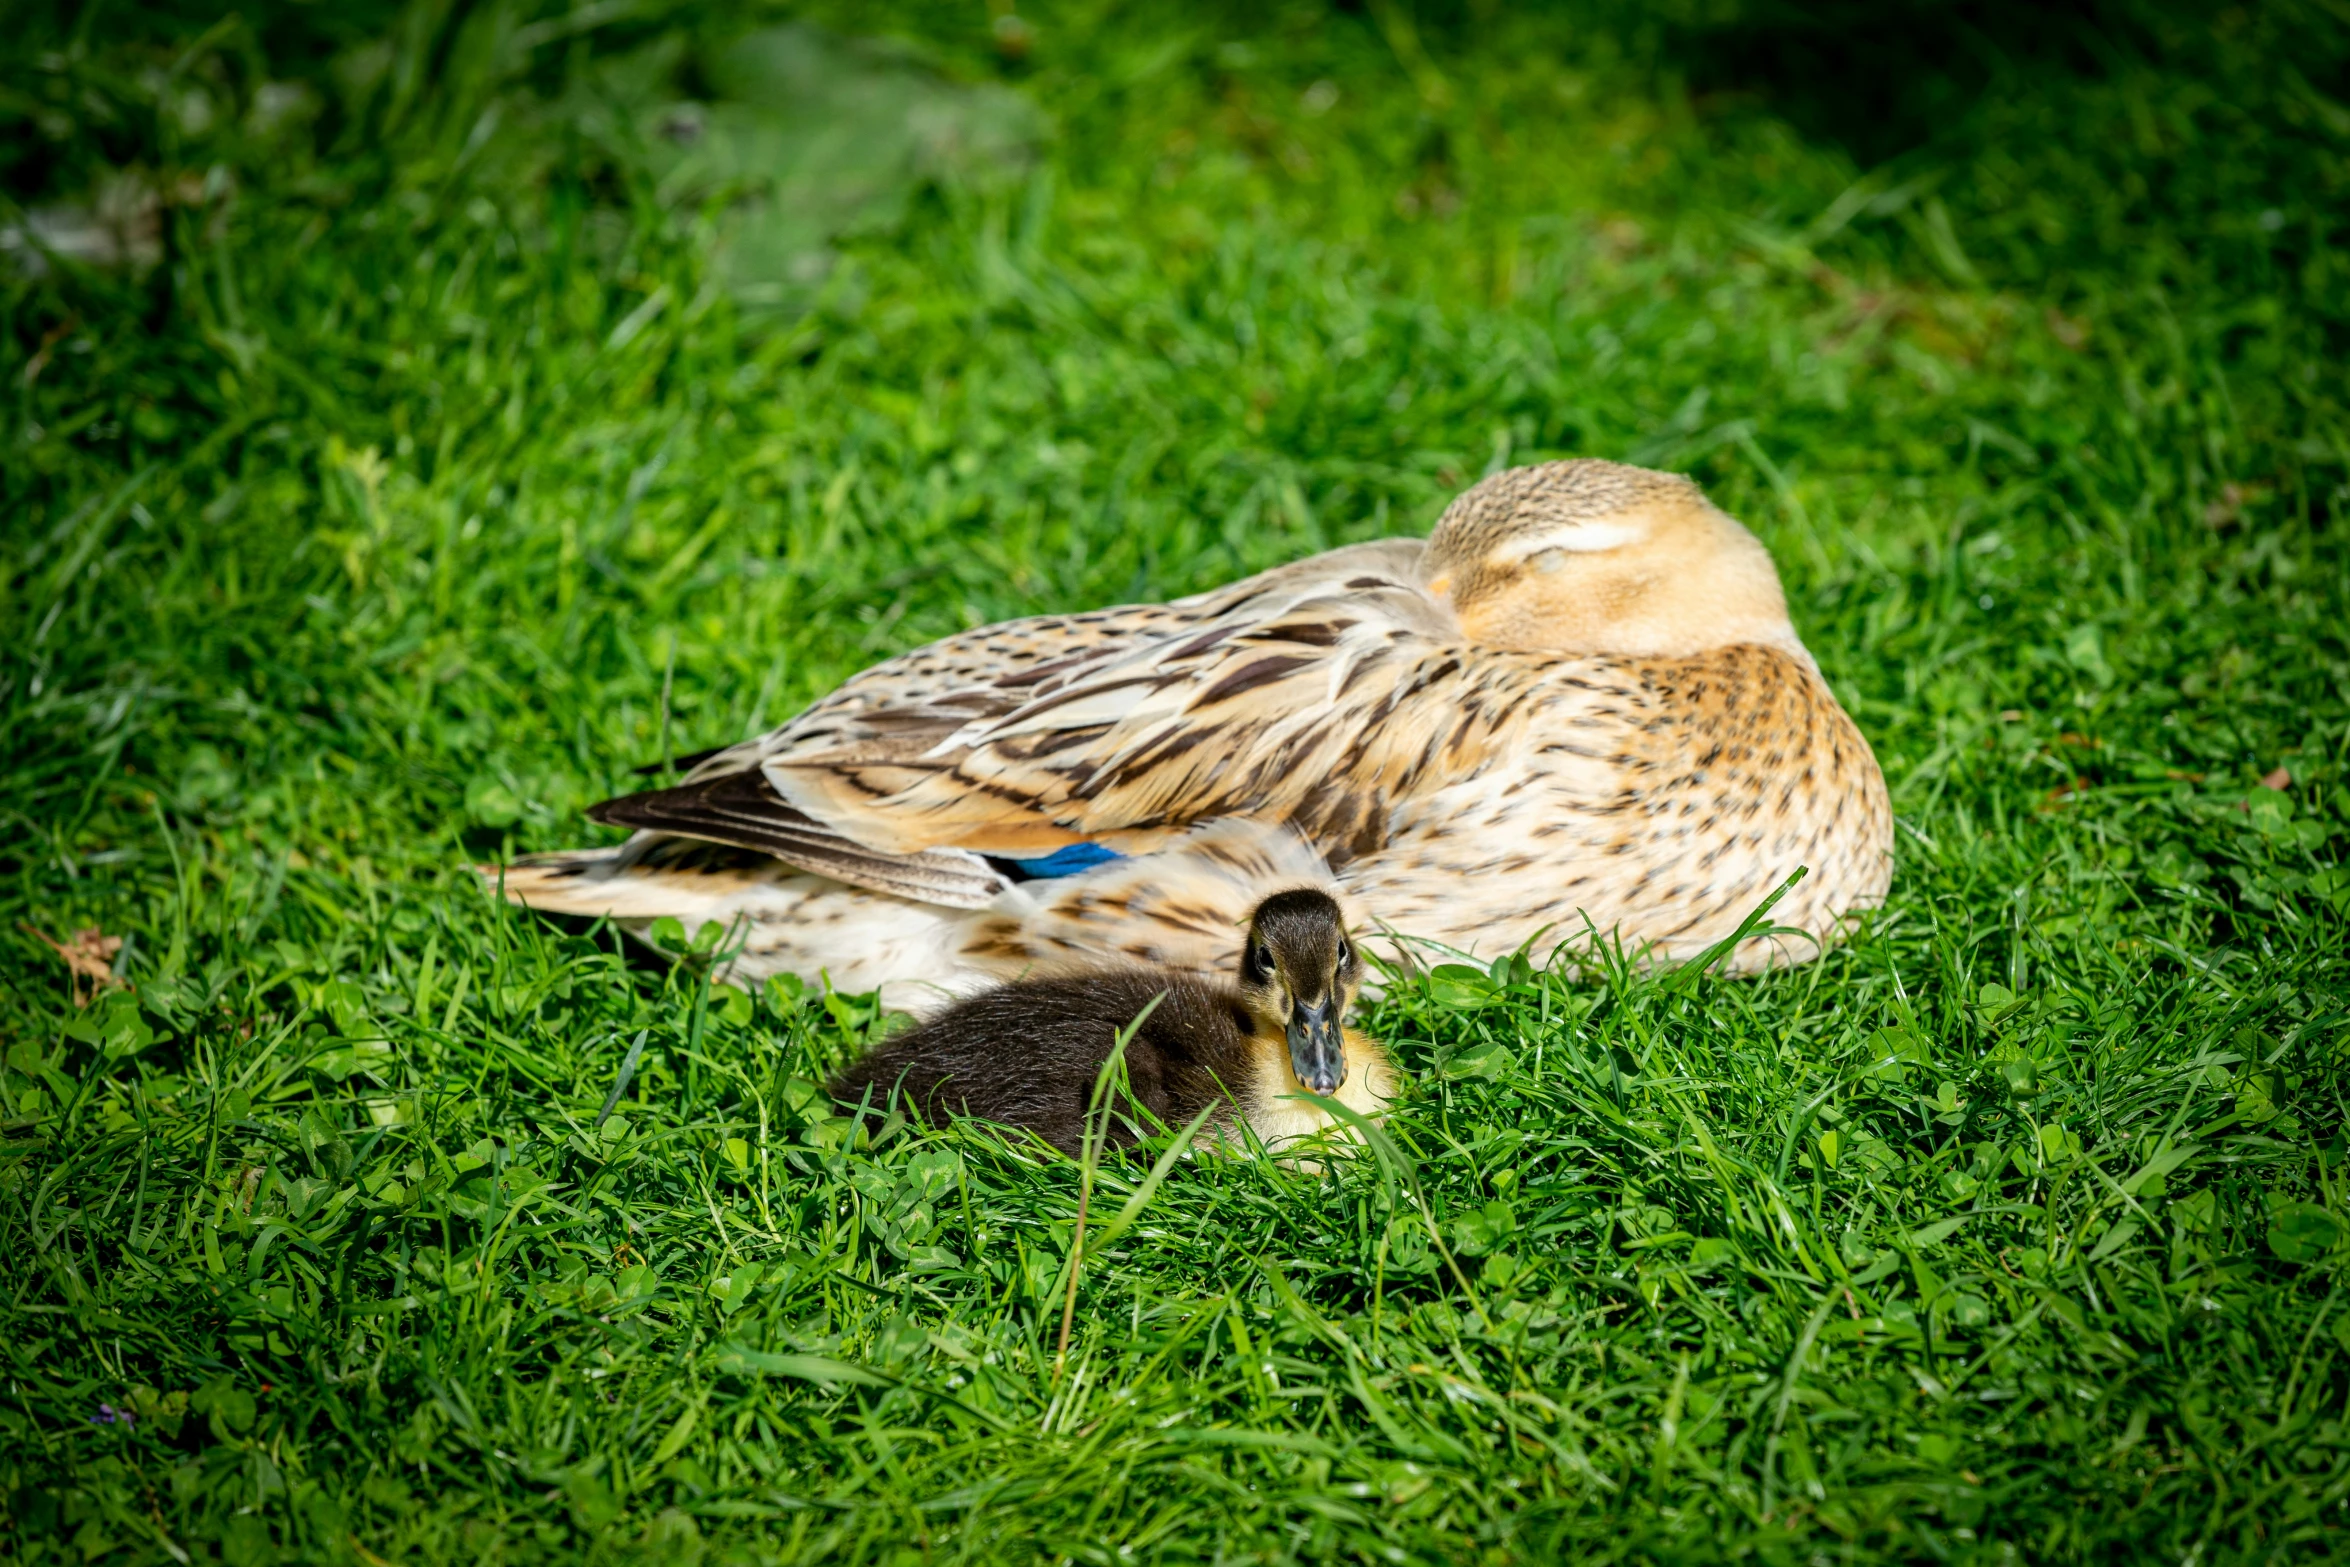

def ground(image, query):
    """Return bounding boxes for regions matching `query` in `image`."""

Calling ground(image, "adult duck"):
[493,460,1891,1008]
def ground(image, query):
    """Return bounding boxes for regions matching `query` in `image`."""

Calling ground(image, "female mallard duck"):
[495,459,1891,1007]
[831,888,1393,1156]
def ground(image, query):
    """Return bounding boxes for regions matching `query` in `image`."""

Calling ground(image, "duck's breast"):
[1345,643,1891,971]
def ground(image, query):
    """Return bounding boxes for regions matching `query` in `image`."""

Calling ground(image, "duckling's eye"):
[1335,937,1351,966]
[1254,942,1275,972]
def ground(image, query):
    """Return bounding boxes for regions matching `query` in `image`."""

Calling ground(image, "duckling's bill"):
[1287,997,1345,1095]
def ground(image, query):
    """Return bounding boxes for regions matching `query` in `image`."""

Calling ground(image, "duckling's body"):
[831,886,1393,1155]
[830,968,1392,1156]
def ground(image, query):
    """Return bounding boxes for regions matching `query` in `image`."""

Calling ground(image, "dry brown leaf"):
[21,923,124,1006]
[2261,766,2292,790]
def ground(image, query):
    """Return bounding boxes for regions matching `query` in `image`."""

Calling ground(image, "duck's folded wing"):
[578,539,1442,894]
[764,581,1534,864]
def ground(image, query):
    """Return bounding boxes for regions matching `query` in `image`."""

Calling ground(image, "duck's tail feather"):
[483,838,987,1013]
[488,838,770,921]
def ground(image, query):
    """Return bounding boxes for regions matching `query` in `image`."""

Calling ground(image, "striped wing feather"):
[586,771,1009,908]
[586,539,1444,884]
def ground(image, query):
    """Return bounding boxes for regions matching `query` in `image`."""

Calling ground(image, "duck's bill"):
[1286,1000,1347,1095]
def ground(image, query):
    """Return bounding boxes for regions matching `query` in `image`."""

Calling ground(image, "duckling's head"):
[1424,459,1800,657]
[1238,888,1362,1095]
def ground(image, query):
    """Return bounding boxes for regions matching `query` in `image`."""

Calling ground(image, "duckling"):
[829,889,1395,1156]
[495,459,1890,1004]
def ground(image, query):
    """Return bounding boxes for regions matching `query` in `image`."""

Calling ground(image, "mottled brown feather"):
[496,465,1890,991]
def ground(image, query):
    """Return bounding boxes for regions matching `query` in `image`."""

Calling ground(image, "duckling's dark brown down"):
[830,970,1261,1156]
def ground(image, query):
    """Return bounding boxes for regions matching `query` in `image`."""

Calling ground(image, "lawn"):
[5,1,2349,1561]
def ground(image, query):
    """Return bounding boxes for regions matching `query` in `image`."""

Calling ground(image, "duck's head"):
[1238,888,1361,1096]
[1424,459,1800,656]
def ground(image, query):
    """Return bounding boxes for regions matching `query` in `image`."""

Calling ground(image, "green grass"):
[6,1,2350,1561]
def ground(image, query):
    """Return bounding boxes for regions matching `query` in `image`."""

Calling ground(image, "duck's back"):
[831,970,1264,1154]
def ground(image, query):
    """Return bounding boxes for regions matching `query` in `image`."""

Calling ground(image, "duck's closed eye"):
[1494,518,1645,565]
[1530,548,1570,575]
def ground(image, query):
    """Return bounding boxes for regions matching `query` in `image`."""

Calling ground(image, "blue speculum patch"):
[995,842,1127,880]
